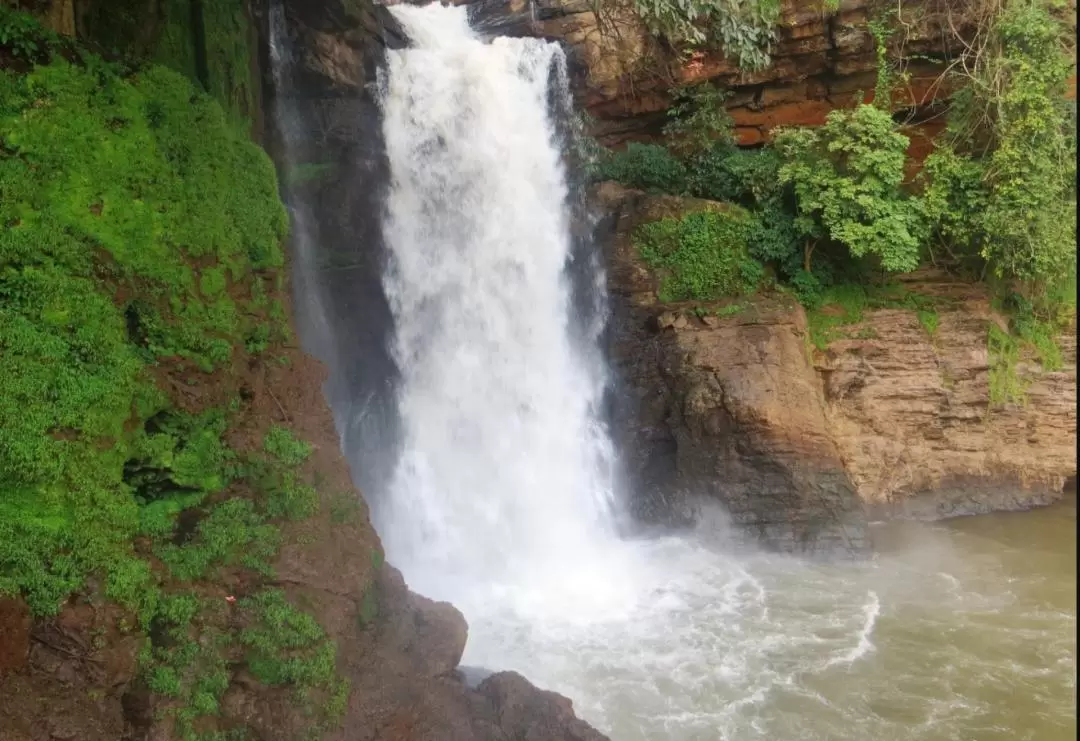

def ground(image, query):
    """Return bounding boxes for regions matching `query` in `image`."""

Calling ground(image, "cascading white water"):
[378,4,632,619]
[372,5,1075,741]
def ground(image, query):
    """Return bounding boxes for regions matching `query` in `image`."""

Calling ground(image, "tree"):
[774,104,925,274]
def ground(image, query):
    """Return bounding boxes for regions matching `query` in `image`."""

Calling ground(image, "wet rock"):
[479,671,610,741]
[517,0,981,152]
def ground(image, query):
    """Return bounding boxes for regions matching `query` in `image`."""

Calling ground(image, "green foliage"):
[635,208,763,301]
[0,22,349,741]
[867,15,895,111]
[929,1,1076,311]
[775,105,925,273]
[0,6,58,60]
[663,84,734,157]
[263,426,313,467]
[0,50,288,616]
[156,499,280,580]
[920,145,990,269]
[917,309,939,338]
[630,0,781,70]
[240,589,349,733]
[594,143,688,193]
[987,323,1025,406]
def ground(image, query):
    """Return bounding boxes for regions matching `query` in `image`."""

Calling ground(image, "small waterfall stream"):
[271,4,1076,740]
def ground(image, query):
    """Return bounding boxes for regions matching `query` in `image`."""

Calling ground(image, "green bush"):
[635,209,763,301]
[663,84,734,158]
[264,425,313,467]
[595,143,688,193]
[774,105,926,275]
[0,38,285,615]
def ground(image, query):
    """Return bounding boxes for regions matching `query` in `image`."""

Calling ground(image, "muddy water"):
[463,497,1076,741]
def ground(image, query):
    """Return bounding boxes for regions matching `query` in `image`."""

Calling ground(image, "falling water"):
[363,5,1075,740]
[378,4,630,618]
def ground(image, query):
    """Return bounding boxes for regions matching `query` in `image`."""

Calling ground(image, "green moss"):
[0,44,287,616]
[239,589,349,734]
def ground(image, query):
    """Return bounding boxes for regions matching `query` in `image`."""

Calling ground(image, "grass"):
[987,323,1026,406]
[806,283,944,350]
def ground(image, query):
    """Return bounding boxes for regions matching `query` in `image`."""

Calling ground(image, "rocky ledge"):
[595,182,1077,552]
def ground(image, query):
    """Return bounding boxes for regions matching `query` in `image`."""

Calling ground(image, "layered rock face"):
[596,183,1077,550]
[597,183,869,554]
[815,272,1077,521]
[517,0,969,148]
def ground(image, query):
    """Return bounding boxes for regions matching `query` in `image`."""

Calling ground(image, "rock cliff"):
[516,0,970,150]
[814,272,1077,521]
[595,183,1077,549]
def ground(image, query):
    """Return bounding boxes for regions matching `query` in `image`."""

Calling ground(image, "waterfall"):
[270,6,1075,740]
[377,4,632,619]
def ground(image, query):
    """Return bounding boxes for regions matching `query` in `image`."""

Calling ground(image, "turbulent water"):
[375,5,1076,740]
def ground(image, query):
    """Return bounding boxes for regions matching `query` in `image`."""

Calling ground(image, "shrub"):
[663,84,735,158]
[594,142,688,193]
[926,1,1076,312]
[634,208,763,301]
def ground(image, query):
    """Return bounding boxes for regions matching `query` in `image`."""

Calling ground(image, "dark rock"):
[479,671,610,741]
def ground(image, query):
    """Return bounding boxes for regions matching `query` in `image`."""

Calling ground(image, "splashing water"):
[378,3,633,621]
[373,5,1075,740]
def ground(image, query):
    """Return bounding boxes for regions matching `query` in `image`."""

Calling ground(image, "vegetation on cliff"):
[0,8,351,738]
[592,0,1076,405]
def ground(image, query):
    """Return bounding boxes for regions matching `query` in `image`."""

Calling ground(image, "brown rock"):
[479,671,609,741]
[594,187,1076,549]
[0,599,31,673]
[814,270,1077,520]
[596,184,867,553]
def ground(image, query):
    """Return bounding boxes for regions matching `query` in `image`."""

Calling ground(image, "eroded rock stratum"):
[596,183,1077,552]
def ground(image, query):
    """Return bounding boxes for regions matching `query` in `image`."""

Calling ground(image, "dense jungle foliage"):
[592,0,1076,405]
[0,7,352,739]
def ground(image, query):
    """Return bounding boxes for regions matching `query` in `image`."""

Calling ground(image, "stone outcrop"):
[814,271,1077,521]
[595,183,1077,548]
[596,183,869,554]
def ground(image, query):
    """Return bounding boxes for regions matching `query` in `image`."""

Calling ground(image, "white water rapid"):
[373,5,1076,741]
